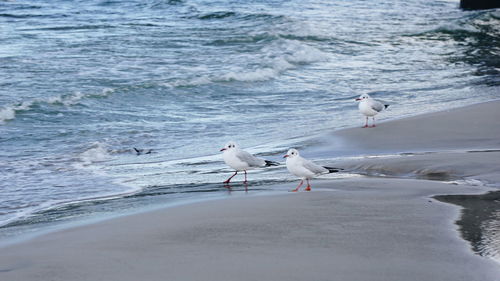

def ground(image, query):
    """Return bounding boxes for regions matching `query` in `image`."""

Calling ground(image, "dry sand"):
[1,100,499,281]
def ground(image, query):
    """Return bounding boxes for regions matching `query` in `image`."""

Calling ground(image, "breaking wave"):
[0,88,114,124]
[166,39,329,87]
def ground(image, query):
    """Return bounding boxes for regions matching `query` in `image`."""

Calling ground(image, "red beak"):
[283,154,289,158]
[355,98,361,101]
[220,148,226,151]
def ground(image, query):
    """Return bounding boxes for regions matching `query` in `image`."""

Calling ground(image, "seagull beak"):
[220,148,226,151]
[355,98,361,101]
[283,154,289,158]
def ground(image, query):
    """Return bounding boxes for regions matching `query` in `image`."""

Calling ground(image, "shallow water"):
[435,191,500,263]
[1,0,499,239]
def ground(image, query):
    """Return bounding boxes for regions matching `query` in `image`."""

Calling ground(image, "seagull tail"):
[323,166,343,173]
[384,104,390,109]
[265,160,280,167]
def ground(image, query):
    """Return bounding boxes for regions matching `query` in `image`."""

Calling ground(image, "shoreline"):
[1,100,500,280]
[1,99,497,241]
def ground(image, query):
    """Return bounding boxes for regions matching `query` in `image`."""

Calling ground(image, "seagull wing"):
[370,99,386,112]
[235,150,266,168]
[301,158,329,175]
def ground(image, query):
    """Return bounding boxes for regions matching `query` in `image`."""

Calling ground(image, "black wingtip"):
[323,166,343,173]
[384,104,390,109]
[265,160,280,167]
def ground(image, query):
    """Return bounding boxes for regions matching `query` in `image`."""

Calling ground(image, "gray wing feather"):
[236,150,266,167]
[302,159,328,174]
[370,100,385,112]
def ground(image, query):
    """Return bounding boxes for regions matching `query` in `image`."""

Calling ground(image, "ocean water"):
[1,0,499,239]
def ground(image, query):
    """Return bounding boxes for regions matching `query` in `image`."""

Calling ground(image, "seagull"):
[133,147,152,155]
[220,141,279,184]
[284,148,342,192]
[355,93,389,128]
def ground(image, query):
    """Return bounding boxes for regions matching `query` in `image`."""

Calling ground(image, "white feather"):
[285,149,329,180]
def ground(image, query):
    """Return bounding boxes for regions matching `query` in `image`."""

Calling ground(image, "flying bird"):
[133,147,152,155]
[355,93,389,128]
[284,148,342,192]
[220,141,279,184]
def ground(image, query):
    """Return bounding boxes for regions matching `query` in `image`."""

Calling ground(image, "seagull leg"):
[363,116,369,128]
[372,117,376,127]
[223,171,238,184]
[291,180,304,192]
[243,170,247,184]
[304,179,311,191]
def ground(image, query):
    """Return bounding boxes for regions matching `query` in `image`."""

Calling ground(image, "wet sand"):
[312,99,500,157]
[1,100,499,281]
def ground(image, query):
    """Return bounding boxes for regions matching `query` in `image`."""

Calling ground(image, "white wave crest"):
[219,40,328,82]
[78,142,112,166]
[0,88,115,124]
[435,22,480,34]
[0,101,34,124]
[164,39,329,86]
[219,55,291,82]
[218,67,280,82]
[165,76,212,88]
[282,42,329,64]
[0,107,16,122]
[48,88,114,106]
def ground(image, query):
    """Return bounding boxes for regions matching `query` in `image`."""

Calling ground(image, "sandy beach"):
[1,100,500,281]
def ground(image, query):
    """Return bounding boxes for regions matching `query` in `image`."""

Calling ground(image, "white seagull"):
[355,93,389,128]
[220,141,278,184]
[284,148,342,192]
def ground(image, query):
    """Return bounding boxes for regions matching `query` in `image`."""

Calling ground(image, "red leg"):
[304,179,311,191]
[363,116,368,128]
[223,171,238,184]
[372,117,376,127]
[243,170,247,183]
[291,180,304,192]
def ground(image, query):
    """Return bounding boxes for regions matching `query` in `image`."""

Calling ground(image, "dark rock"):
[460,0,500,10]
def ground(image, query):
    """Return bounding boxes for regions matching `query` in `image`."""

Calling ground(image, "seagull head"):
[355,93,370,101]
[283,148,299,158]
[220,141,238,152]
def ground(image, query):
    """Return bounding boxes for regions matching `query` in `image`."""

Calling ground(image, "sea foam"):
[166,39,329,86]
[0,101,33,123]
[218,40,329,82]
[0,88,114,124]
[78,142,112,166]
